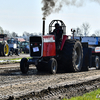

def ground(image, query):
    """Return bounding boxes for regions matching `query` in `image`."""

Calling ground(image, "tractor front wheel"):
[48,58,57,74]
[20,58,29,74]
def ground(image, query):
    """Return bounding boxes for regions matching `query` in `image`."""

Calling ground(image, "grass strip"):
[63,88,100,100]
[0,57,31,61]
[0,57,31,64]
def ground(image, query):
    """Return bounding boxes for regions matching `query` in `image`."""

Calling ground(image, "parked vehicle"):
[7,38,20,56]
[0,34,9,56]
[20,19,100,74]
[20,41,29,53]
[24,45,29,53]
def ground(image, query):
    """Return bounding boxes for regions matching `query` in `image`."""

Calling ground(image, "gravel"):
[0,63,100,100]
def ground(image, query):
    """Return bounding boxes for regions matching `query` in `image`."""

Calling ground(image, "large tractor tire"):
[3,43,9,56]
[20,58,29,74]
[62,40,83,72]
[0,43,9,56]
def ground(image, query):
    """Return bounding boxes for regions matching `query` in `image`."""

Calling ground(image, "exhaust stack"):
[42,17,45,35]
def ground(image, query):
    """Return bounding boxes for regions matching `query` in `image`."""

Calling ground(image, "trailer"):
[73,36,100,70]
[20,19,100,74]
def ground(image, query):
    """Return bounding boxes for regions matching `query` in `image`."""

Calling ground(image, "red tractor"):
[20,19,83,74]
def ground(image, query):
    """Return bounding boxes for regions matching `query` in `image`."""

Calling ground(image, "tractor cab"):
[49,20,66,35]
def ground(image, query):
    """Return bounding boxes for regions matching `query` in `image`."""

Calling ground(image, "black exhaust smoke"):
[41,0,100,18]
[42,17,45,35]
[41,0,56,18]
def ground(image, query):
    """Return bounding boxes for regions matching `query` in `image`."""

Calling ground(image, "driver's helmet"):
[55,23,59,28]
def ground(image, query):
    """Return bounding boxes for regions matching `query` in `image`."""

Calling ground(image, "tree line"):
[0,26,41,38]
[0,23,100,37]
[74,23,100,36]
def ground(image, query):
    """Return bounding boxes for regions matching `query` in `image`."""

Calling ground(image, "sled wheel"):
[95,56,100,70]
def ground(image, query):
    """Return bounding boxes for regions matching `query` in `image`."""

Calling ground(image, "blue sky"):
[0,0,100,36]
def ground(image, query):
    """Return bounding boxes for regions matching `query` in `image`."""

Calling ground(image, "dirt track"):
[0,63,100,100]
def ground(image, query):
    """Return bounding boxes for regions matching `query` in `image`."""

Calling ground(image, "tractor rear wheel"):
[2,43,9,56]
[48,58,57,74]
[62,40,83,72]
[20,58,29,74]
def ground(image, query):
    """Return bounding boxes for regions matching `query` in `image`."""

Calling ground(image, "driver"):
[51,23,63,51]
[53,23,63,41]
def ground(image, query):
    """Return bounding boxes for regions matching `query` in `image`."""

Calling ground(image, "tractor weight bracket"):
[27,58,39,65]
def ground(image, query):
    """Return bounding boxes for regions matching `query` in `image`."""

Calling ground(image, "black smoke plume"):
[41,0,57,18]
[42,0,100,18]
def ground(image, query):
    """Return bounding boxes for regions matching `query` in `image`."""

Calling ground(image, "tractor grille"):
[30,36,42,58]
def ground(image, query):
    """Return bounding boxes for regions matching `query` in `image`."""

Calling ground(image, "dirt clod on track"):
[0,63,100,100]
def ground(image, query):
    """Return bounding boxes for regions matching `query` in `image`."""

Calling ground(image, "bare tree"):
[94,30,100,36]
[0,26,4,34]
[74,27,83,36]
[74,28,78,36]
[30,33,34,36]
[77,27,83,36]
[4,30,12,38]
[23,31,30,37]
[39,33,42,35]
[81,23,90,36]
[91,34,96,37]
[33,32,38,36]
[11,32,18,37]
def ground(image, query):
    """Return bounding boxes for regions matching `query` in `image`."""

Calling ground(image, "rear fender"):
[60,35,68,50]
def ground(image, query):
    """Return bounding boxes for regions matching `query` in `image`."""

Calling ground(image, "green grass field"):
[63,89,100,100]
[0,57,31,64]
